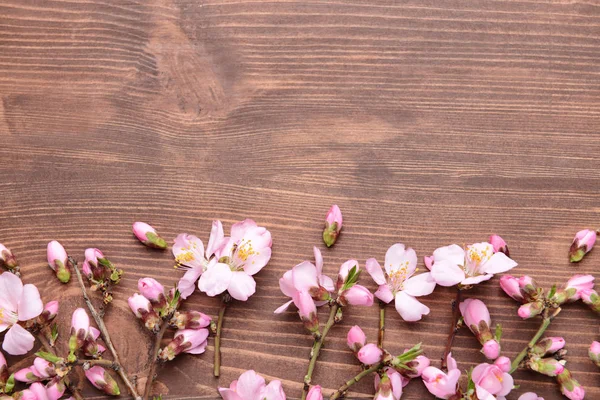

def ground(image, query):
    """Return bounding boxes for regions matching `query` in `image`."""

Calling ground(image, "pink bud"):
[499,275,525,302]
[159,329,209,361]
[132,221,167,249]
[172,311,212,330]
[489,234,509,256]
[47,241,70,283]
[28,382,49,400]
[339,285,374,307]
[494,356,511,373]
[71,308,90,335]
[83,248,105,280]
[44,301,59,319]
[423,255,434,270]
[306,385,323,400]
[46,377,66,400]
[293,291,319,333]
[529,357,565,377]
[0,243,18,273]
[85,366,120,395]
[337,260,358,288]
[14,366,43,383]
[518,301,544,319]
[482,339,501,360]
[347,325,367,352]
[128,293,151,318]
[33,357,56,379]
[565,275,595,300]
[459,299,491,331]
[569,229,596,263]
[589,341,600,366]
[403,355,430,378]
[323,205,343,247]
[357,343,383,365]
[138,278,165,303]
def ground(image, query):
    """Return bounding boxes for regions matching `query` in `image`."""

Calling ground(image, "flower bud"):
[25,382,49,400]
[528,357,565,377]
[482,339,501,360]
[322,205,342,247]
[459,299,497,354]
[14,367,43,383]
[171,311,211,330]
[46,377,66,400]
[494,356,511,373]
[589,341,600,367]
[0,243,19,274]
[581,289,600,313]
[138,278,166,304]
[556,368,585,400]
[336,260,359,290]
[518,301,544,319]
[569,229,597,263]
[401,355,430,378]
[47,241,70,283]
[500,275,525,302]
[70,308,90,352]
[0,351,7,387]
[37,301,59,326]
[132,221,167,249]
[33,357,56,379]
[128,293,160,332]
[518,276,540,300]
[357,343,383,365]
[83,248,105,281]
[159,329,209,361]
[338,285,373,307]
[306,385,323,400]
[532,337,566,357]
[293,291,319,334]
[489,234,509,256]
[553,274,595,304]
[346,325,366,352]
[85,366,120,396]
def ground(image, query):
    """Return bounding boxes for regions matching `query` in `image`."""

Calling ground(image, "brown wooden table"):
[1,1,599,398]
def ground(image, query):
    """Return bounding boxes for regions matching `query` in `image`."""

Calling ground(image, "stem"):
[378,302,385,348]
[143,318,171,399]
[214,298,228,377]
[73,258,142,400]
[75,359,118,368]
[330,362,383,400]
[441,289,461,370]
[37,334,83,400]
[509,317,552,373]
[301,303,340,400]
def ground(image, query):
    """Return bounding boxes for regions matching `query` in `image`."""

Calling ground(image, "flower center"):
[236,239,256,262]
[388,261,412,291]
[0,308,17,326]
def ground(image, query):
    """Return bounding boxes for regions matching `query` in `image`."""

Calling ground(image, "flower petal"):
[433,244,465,265]
[17,284,43,321]
[480,252,518,274]
[186,339,208,355]
[365,258,386,285]
[172,234,205,269]
[274,300,294,314]
[3,324,35,355]
[279,270,296,297]
[385,244,417,276]
[227,272,256,301]
[461,274,494,285]
[313,246,323,275]
[319,275,335,293]
[243,247,271,276]
[292,261,319,291]
[178,267,203,299]
[235,370,265,400]
[374,284,394,303]
[218,388,244,400]
[0,272,23,312]
[403,273,436,297]
[198,262,232,297]
[394,291,430,322]
[206,220,225,258]
[261,380,286,400]
[430,261,465,287]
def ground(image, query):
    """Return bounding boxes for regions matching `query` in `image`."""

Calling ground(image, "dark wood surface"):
[1,1,600,398]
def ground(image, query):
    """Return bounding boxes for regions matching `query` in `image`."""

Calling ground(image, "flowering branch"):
[72,257,142,400]
[510,316,553,373]
[329,362,383,400]
[441,289,461,370]
[143,312,173,399]
[214,295,229,377]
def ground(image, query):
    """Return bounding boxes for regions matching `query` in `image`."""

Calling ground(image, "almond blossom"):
[0,272,44,355]
[428,240,517,287]
[471,359,514,400]
[218,370,285,400]
[366,243,436,321]
[421,353,460,399]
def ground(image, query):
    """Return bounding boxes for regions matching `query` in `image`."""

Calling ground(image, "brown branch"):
[441,289,461,370]
[143,317,171,399]
[214,298,228,377]
[72,257,142,400]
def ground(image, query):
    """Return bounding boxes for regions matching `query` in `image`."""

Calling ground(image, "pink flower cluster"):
[218,370,289,400]
[172,219,272,301]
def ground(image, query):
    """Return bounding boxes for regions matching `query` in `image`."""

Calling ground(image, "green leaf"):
[547,284,557,299]
[495,323,502,342]
[35,351,62,364]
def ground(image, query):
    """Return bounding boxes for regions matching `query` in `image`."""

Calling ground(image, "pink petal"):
[261,380,286,400]
[389,369,403,400]
[242,247,272,276]
[3,324,35,355]
[384,244,417,277]
[476,385,496,400]
[430,261,465,287]
[365,258,386,285]
[172,234,205,269]
[227,272,256,301]
[461,274,494,285]
[198,262,232,297]
[274,300,294,314]
[481,253,517,274]
[279,270,296,298]
[236,370,265,399]
[446,353,458,371]
[186,339,207,355]
[178,267,203,299]
[292,261,319,291]
[17,284,43,321]
[374,285,394,303]
[313,246,323,275]
[433,244,465,265]
[394,291,430,322]
[0,271,22,312]
[218,388,244,400]
[230,219,258,241]
[402,273,436,297]
[206,220,225,258]
[319,275,335,293]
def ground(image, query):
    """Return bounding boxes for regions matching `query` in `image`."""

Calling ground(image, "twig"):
[214,295,229,377]
[441,289,461,370]
[378,301,385,348]
[509,316,553,373]
[75,359,118,369]
[143,317,171,399]
[301,303,340,400]
[72,257,142,400]
[37,333,83,400]
[330,362,383,400]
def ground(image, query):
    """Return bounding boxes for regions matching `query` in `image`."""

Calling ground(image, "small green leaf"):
[548,284,557,299]
[495,323,502,342]
[35,351,62,364]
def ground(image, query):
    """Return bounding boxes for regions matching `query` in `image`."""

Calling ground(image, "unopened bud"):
[171,311,211,330]
[528,356,565,377]
[85,366,120,396]
[589,341,600,367]
[0,243,19,274]
[569,229,596,263]
[489,234,509,256]
[159,329,209,361]
[556,368,585,400]
[357,343,383,365]
[132,222,167,249]
[532,337,566,357]
[47,241,70,283]
[518,301,544,319]
[322,205,342,247]
[346,325,366,353]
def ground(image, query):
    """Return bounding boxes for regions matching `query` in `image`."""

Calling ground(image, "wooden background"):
[1,0,599,398]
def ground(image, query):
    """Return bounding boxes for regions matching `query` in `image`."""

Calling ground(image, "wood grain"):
[1,0,599,398]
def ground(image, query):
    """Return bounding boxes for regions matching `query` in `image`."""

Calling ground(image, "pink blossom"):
[138,278,166,303]
[471,362,514,399]
[459,299,500,359]
[85,366,120,395]
[173,220,227,299]
[366,243,436,321]
[293,291,319,333]
[569,228,597,263]
[218,370,286,400]
[339,284,374,307]
[199,219,272,301]
[274,247,334,314]
[518,393,544,400]
[323,205,343,247]
[373,368,403,400]
[347,325,366,352]
[128,293,152,318]
[499,275,525,302]
[0,350,6,382]
[422,353,460,399]
[15,366,43,383]
[564,275,595,301]
[306,385,323,400]
[71,308,90,336]
[46,241,70,283]
[25,382,50,400]
[45,377,66,400]
[489,234,509,256]
[357,343,383,365]
[159,328,209,360]
[37,301,59,326]
[132,221,167,249]
[172,311,212,330]
[0,272,43,355]
[429,242,517,287]
[336,259,359,289]
[494,356,511,373]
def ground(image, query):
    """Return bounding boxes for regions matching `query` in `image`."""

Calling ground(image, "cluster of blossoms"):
[81,248,123,304]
